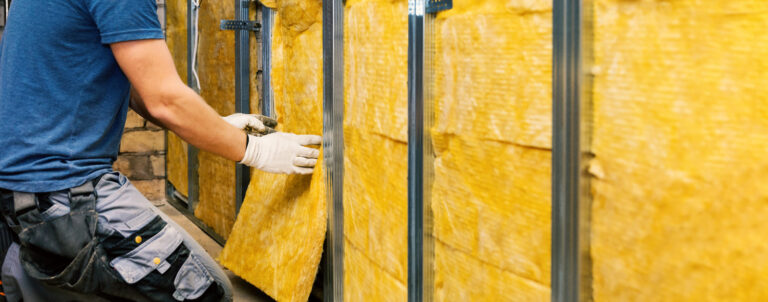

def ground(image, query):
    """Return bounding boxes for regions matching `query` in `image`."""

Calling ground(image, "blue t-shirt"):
[0,0,164,192]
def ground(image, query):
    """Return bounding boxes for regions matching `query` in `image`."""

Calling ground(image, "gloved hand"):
[222,113,278,136]
[240,132,322,175]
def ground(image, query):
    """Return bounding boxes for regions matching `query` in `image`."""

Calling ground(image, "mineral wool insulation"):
[166,0,260,239]
[432,1,552,300]
[343,0,409,300]
[590,0,768,300]
[222,0,553,300]
[219,1,326,301]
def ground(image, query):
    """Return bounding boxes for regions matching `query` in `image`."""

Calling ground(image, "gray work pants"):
[1,171,233,301]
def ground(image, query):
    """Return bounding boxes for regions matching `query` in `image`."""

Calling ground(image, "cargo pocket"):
[172,253,214,301]
[109,220,184,284]
[103,215,225,301]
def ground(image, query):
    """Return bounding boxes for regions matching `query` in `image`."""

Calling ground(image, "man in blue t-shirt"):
[0,0,321,300]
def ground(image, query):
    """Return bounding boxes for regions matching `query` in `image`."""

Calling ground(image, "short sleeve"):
[86,0,164,44]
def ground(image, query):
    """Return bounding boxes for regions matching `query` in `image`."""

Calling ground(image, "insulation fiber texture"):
[219,1,325,301]
[432,0,552,300]
[343,0,408,300]
[165,0,189,197]
[591,1,768,300]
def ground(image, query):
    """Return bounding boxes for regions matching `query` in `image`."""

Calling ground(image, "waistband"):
[0,173,106,217]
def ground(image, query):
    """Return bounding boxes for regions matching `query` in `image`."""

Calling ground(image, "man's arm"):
[111,39,246,162]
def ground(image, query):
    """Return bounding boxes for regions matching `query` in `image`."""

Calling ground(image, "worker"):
[0,0,321,301]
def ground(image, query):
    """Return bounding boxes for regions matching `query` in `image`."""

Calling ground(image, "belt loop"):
[68,174,102,212]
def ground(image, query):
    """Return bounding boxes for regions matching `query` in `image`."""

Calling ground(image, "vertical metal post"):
[552,0,586,301]
[408,0,435,301]
[234,0,251,214]
[186,0,200,211]
[260,7,274,118]
[322,0,344,301]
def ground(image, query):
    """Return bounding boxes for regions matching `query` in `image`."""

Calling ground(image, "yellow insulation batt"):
[219,1,326,301]
[590,1,768,300]
[165,0,189,197]
[432,0,551,300]
[343,0,409,300]
[192,0,238,239]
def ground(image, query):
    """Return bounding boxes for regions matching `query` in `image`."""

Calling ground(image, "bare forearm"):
[111,40,247,163]
[145,84,247,162]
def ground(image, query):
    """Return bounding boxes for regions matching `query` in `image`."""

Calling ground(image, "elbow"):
[142,87,188,129]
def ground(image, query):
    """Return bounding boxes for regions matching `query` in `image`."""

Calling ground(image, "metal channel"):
[260,7,274,118]
[552,0,584,301]
[322,0,344,300]
[408,0,435,301]
[234,0,252,214]
[186,0,200,211]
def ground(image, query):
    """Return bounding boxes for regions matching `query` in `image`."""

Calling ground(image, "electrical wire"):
[191,0,202,92]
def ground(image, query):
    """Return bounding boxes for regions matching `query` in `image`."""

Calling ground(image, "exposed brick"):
[120,131,165,153]
[125,110,145,129]
[113,155,153,180]
[151,155,166,177]
[132,179,166,202]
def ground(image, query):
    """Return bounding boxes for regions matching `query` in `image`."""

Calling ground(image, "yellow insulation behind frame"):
[192,0,238,239]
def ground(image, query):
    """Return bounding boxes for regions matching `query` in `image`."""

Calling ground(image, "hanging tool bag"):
[0,179,142,300]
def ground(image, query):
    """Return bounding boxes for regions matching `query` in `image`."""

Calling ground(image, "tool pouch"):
[2,180,124,294]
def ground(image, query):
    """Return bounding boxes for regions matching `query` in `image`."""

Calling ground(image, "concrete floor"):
[154,200,274,302]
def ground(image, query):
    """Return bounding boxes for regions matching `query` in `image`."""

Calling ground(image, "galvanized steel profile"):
[186,0,200,211]
[233,0,252,215]
[261,7,275,118]
[322,0,344,300]
[408,0,436,301]
[552,0,588,301]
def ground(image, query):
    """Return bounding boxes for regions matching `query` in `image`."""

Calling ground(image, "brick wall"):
[114,110,167,201]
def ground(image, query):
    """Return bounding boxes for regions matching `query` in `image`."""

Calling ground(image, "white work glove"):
[222,113,278,135]
[240,132,322,175]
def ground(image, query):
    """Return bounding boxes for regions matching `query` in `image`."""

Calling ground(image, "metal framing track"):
[322,0,344,301]
[552,0,587,301]
[233,0,252,215]
[186,0,200,212]
[261,7,274,118]
[407,0,435,301]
